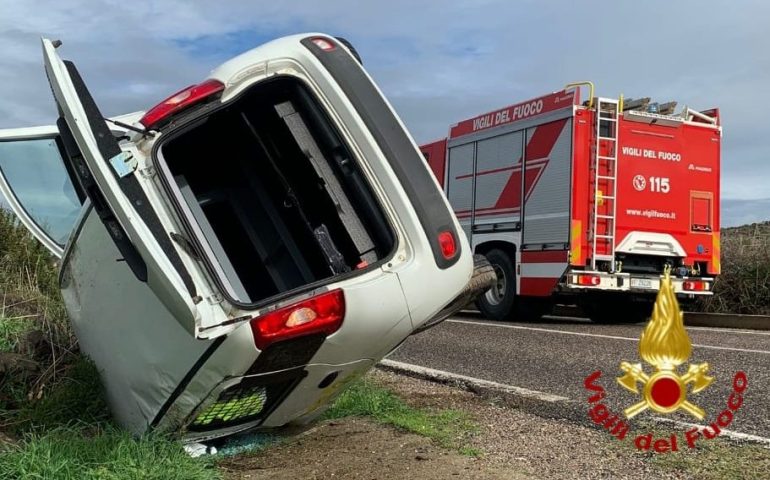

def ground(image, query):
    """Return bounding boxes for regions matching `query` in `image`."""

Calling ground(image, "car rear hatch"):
[142,34,469,330]
[150,75,396,309]
[44,36,400,340]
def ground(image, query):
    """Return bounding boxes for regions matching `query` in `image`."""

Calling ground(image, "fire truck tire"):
[475,249,517,321]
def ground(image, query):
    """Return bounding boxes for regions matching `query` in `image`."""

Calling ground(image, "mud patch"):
[218,417,523,480]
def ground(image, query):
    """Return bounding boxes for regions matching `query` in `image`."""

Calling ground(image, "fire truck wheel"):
[475,249,517,321]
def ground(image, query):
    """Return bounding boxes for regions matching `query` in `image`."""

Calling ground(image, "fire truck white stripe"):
[521,212,569,221]
[445,319,770,355]
[520,263,567,278]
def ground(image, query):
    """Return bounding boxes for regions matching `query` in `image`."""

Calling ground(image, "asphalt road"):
[388,312,770,439]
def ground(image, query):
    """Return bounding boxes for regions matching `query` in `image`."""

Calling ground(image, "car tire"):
[475,249,516,321]
[335,37,362,65]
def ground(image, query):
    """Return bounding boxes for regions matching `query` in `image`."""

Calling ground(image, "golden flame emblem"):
[617,272,714,419]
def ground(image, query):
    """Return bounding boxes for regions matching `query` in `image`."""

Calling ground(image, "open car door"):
[42,38,228,337]
[0,126,84,258]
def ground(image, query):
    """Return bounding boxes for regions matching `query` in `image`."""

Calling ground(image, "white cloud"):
[0,0,768,225]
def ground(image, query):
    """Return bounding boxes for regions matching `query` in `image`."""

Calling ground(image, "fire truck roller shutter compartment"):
[447,142,475,240]
[472,131,524,227]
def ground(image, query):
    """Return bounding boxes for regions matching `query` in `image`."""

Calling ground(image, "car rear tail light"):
[250,289,345,350]
[577,274,602,286]
[683,280,709,291]
[438,231,457,260]
[139,79,225,129]
[311,37,336,51]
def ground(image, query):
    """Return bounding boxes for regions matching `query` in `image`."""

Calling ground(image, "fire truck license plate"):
[630,278,655,289]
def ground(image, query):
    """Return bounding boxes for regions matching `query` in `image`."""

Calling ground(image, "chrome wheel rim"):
[484,264,507,306]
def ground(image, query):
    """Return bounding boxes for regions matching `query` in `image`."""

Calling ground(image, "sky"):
[0,0,768,227]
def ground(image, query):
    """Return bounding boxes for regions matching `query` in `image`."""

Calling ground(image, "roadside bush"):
[0,208,79,429]
[697,222,770,315]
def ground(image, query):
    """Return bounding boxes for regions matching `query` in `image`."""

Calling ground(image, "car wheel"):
[335,37,362,65]
[475,249,516,321]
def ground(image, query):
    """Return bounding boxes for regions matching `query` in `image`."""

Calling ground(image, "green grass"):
[608,421,770,479]
[0,315,33,352]
[0,356,221,480]
[323,379,479,454]
[650,439,770,480]
[0,427,222,480]
[0,209,75,422]
[14,356,111,433]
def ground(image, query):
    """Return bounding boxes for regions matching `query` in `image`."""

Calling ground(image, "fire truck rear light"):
[577,274,601,286]
[438,231,457,259]
[139,79,225,128]
[250,289,345,350]
[311,37,336,51]
[683,281,708,291]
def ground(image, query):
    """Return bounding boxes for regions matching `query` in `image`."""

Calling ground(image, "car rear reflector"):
[139,79,225,129]
[577,274,601,286]
[683,280,709,291]
[438,231,457,260]
[250,289,345,350]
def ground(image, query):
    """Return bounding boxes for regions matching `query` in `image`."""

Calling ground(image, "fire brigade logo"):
[617,272,714,419]
[583,273,748,453]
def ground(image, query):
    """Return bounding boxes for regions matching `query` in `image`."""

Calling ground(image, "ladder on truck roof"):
[589,98,620,271]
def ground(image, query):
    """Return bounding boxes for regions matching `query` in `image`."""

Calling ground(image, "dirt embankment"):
[220,370,770,479]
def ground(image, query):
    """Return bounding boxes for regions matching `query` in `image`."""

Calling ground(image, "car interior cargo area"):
[157,76,395,306]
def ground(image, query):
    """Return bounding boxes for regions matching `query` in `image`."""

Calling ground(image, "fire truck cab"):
[421,82,721,323]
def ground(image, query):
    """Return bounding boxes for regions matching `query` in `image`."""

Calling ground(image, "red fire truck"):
[420,82,721,323]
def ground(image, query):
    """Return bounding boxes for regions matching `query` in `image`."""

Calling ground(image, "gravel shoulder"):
[219,370,770,479]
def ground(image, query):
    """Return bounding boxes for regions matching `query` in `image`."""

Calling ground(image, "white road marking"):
[379,359,770,447]
[445,319,770,355]
[686,325,770,336]
[379,359,569,402]
[652,417,770,448]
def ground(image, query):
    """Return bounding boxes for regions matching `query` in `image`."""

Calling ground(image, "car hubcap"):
[484,264,507,306]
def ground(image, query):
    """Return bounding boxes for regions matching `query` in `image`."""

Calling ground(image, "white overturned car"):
[0,35,492,441]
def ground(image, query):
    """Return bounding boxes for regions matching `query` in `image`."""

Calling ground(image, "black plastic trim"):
[62,61,196,296]
[186,368,307,433]
[246,334,326,375]
[56,116,148,281]
[301,36,461,269]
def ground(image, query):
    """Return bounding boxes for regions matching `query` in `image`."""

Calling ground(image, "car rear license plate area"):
[187,369,306,432]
